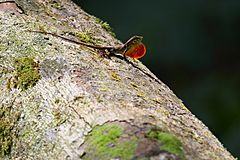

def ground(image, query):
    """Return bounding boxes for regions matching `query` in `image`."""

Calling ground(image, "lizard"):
[27,30,146,59]
[27,30,162,85]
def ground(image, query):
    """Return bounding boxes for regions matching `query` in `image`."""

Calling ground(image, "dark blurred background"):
[76,0,240,158]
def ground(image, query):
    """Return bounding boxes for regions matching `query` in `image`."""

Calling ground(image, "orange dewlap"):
[124,43,146,59]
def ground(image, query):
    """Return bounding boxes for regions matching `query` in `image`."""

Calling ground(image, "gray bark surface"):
[0,0,235,159]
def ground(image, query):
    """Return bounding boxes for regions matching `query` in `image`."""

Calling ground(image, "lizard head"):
[125,36,143,46]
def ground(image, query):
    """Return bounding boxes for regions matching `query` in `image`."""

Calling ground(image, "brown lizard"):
[27,30,146,59]
[27,30,163,85]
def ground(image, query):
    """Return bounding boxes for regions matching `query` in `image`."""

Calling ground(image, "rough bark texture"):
[0,0,235,159]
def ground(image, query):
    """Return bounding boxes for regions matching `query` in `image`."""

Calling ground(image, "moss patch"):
[13,57,41,90]
[147,130,185,160]
[82,122,185,159]
[0,104,21,157]
[72,32,99,45]
[82,124,137,160]
[95,18,116,37]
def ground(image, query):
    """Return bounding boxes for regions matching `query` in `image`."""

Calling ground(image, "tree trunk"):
[0,0,235,159]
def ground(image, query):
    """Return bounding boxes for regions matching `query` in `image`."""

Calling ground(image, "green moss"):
[95,18,116,37]
[14,57,41,90]
[147,130,185,160]
[72,32,99,44]
[82,124,137,160]
[0,105,21,157]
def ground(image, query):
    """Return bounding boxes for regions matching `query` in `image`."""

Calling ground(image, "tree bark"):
[0,0,235,159]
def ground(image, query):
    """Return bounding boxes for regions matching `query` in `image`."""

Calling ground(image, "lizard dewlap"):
[124,43,146,59]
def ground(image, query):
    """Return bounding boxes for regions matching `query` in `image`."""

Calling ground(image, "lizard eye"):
[124,43,146,59]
